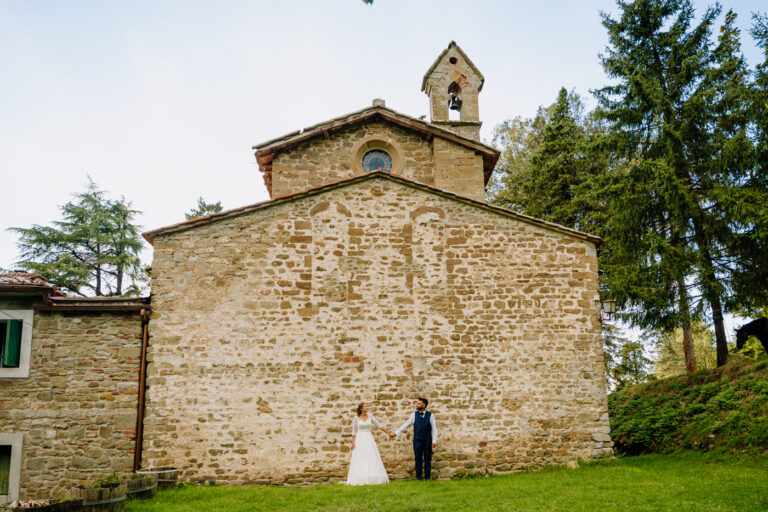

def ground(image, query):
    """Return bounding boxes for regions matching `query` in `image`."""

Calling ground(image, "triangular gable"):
[421,41,485,93]
[252,103,500,197]
[143,171,601,247]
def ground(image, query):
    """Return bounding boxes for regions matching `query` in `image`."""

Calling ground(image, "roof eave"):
[421,41,485,93]
[143,171,601,247]
[252,106,499,186]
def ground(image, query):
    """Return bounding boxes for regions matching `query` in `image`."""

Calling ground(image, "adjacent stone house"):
[0,42,612,498]
[0,273,148,501]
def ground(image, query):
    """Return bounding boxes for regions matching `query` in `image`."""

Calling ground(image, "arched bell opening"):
[448,81,462,121]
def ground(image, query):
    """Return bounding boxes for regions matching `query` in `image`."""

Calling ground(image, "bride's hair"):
[356,403,366,416]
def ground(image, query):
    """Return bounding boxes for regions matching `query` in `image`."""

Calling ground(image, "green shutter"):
[0,445,10,495]
[3,320,22,368]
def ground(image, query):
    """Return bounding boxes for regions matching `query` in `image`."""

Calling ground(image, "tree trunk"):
[116,268,123,296]
[711,295,729,367]
[116,247,123,296]
[690,217,729,367]
[676,161,729,368]
[677,278,697,373]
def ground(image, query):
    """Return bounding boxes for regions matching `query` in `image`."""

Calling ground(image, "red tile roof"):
[0,272,67,296]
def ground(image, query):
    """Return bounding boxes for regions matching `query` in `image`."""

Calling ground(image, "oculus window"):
[362,150,392,173]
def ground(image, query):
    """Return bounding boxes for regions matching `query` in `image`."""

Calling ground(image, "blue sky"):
[1,0,765,301]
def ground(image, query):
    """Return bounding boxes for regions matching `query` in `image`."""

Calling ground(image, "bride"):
[346,402,392,485]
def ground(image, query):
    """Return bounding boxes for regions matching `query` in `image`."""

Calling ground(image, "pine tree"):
[690,9,755,364]
[523,88,583,228]
[728,13,768,311]
[593,0,756,367]
[185,197,224,220]
[489,88,604,231]
[9,178,146,296]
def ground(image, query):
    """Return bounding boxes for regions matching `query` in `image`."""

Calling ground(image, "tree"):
[651,321,716,378]
[603,323,652,390]
[727,13,768,312]
[522,88,586,228]
[9,178,146,296]
[488,88,605,231]
[593,0,759,367]
[487,112,547,212]
[185,197,223,220]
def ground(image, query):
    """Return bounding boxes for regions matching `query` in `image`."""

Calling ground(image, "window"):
[0,319,22,368]
[0,434,22,505]
[362,150,392,173]
[350,137,404,176]
[0,446,10,495]
[0,311,33,378]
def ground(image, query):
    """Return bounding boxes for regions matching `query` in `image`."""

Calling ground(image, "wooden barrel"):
[0,500,83,511]
[75,483,127,511]
[126,473,157,500]
[136,467,178,489]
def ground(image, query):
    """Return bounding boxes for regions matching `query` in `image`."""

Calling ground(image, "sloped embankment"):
[608,358,768,454]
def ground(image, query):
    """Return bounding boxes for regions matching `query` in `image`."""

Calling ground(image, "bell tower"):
[422,41,484,140]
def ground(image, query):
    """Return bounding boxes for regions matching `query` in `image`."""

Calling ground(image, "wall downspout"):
[134,308,150,471]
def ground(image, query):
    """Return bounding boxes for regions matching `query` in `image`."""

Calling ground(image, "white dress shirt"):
[395,411,438,444]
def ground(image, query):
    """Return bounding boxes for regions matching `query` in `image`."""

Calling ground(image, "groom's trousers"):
[413,439,433,480]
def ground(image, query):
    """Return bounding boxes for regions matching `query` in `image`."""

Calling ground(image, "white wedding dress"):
[346,415,389,485]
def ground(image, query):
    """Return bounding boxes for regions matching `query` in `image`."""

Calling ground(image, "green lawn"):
[126,452,768,512]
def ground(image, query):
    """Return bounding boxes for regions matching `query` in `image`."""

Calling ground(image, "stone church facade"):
[0,42,612,499]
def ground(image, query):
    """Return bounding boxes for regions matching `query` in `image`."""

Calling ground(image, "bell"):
[449,94,462,111]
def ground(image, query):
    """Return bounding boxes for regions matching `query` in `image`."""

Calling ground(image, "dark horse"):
[735,318,768,355]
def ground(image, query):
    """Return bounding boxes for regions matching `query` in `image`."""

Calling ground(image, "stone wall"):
[0,299,142,499]
[270,120,485,202]
[143,176,612,485]
[433,138,485,202]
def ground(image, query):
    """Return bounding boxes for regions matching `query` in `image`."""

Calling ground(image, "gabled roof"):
[252,102,500,196]
[143,171,601,247]
[421,41,485,93]
[0,272,150,310]
[0,272,67,297]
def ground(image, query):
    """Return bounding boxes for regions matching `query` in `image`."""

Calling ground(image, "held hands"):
[389,432,396,438]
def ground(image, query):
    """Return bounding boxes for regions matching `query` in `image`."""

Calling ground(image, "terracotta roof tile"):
[0,272,68,296]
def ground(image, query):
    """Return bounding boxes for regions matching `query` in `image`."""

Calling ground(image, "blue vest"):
[413,411,432,442]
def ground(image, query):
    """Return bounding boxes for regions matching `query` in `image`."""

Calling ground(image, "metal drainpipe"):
[134,308,150,472]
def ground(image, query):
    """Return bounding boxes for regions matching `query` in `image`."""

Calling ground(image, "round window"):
[362,150,393,173]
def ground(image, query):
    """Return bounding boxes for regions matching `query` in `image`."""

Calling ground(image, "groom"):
[391,397,438,480]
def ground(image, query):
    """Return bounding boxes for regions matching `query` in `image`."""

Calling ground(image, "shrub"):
[609,358,768,455]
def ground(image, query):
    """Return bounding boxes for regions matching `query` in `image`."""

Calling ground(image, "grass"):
[125,452,768,511]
